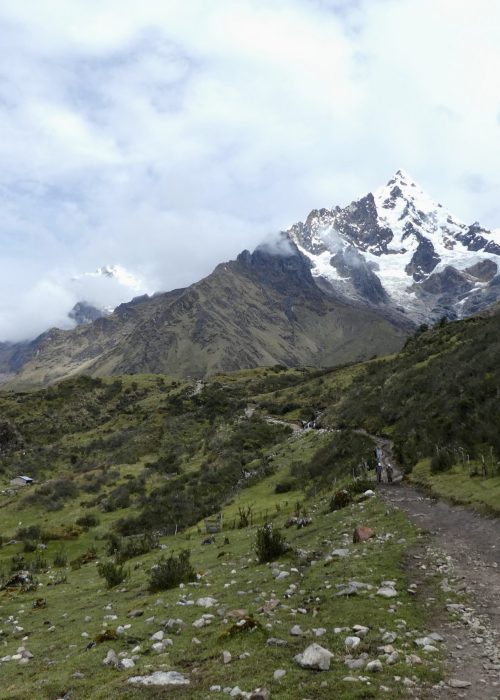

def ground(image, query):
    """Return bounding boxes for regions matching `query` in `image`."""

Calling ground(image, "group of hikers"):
[375,462,394,484]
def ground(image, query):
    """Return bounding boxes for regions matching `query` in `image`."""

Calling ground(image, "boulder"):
[294,643,333,671]
[353,526,375,543]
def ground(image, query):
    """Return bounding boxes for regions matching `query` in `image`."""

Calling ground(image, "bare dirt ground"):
[377,455,500,698]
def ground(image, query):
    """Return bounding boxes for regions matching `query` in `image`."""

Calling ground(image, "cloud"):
[0,0,500,340]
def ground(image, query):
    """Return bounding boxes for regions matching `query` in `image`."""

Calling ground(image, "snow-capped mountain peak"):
[286,171,500,323]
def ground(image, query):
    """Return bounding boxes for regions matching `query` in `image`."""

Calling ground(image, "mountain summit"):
[287,170,500,322]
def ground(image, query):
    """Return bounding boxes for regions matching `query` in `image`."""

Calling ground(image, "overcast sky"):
[1,0,500,341]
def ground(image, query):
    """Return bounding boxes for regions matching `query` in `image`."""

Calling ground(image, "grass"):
[0,471,447,700]
[410,459,500,515]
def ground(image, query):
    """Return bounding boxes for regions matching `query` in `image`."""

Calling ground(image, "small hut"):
[10,475,34,487]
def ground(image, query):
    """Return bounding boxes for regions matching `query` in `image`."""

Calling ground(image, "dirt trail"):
[374,438,500,698]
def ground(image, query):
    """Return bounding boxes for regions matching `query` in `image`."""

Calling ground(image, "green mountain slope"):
[4,247,410,389]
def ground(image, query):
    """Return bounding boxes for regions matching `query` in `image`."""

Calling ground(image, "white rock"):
[223,650,232,665]
[313,628,327,637]
[290,625,303,636]
[273,669,287,680]
[294,643,333,671]
[197,597,218,608]
[366,659,383,672]
[448,679,472,688]
[151,631,164,641]
[386,651,399,665]
[345,636,361,651]
[102,649,119,667]
[119,658,135,669]
[352,625,369,638]
[276,571,290,581]
[377,586,398,598]
[128,671,190,686]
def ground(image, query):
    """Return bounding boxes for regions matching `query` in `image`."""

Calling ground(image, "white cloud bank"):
[0,0,499,340]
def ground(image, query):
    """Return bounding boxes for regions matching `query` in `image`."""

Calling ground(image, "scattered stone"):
[366,659,383,672]
[353,526,375,543]
[275,571,290,581]
[386,651,399,665]
[128,671,190,686]
[151,630,164,641]
[345,636,361,651]
[197,596,218,608]
[223,650,232,665]
[290,625,303,636]
[102,649,119,667]
[448,679,472,689]
[273,669,287,680]
[294,643,333,671]
[127,609,144,618]
[266,638,288,648]
[331,548,349,558]
[377,586,398,598]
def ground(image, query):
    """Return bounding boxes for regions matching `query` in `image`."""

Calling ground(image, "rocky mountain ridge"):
[286,169,500,323]
[0,244,409,388]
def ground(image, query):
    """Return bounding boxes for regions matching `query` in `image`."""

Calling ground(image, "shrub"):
[274,481,294,494]
[53,547,67,568]
[101,485,131,512]
[16,525,41,541]
[329,488,352,511]
[430,447,454,473]
[75,514,100,529]
[107,532,159,563]
[255,523,289,563]
[23,540,38,553]
[97,560,128,588]
[29,553,48,573]
[149,550,196,592]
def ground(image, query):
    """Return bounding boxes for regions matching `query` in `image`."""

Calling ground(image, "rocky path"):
[376,460,500,697]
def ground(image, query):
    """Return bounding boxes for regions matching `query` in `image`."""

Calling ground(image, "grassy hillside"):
[0,308,498,697]
[2,248,409,389]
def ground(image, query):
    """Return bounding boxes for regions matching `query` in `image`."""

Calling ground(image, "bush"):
[430,447,454,473]
[149,550,196,592]
[274,481,294,494]
[16,525,41,541]
[75,514,100,529]
[23,540,38,553]
[101,485,131,512]
[97,560,128,588]
[329,488,352,511]
[53,547,67,568]
[255,523,289,563]
[107,532,159,563]
[29,553,48,573]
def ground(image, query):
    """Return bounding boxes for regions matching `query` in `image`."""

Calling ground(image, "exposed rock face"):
[287,169,500,323]
[68,302,106,326]
[1,242,409,388]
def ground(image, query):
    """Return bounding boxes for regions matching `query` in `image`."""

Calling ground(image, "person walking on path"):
[375,463,383,484]
[386,463,394,483]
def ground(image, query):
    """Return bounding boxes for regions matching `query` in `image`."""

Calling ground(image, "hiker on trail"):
[375,463,383,484]
[386,464,394,483]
